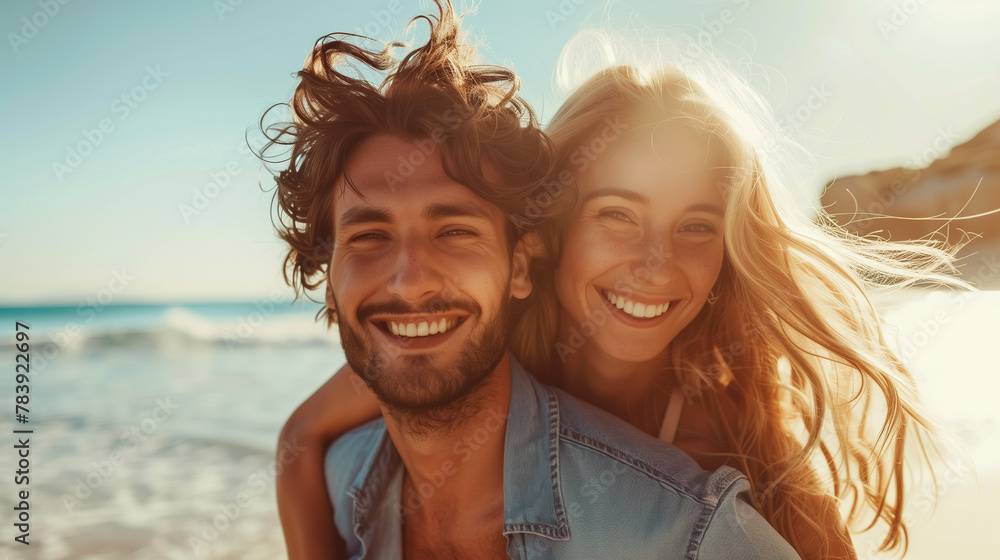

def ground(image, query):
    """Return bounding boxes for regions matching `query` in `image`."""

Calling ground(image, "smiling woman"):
[555,123,728,365]
[506,50,974,558]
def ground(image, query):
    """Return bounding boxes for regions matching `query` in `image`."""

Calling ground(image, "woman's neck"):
[555,312,673,437]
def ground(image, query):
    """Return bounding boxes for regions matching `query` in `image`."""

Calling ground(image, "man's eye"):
[350,232,387,242]
[440,228,475,237]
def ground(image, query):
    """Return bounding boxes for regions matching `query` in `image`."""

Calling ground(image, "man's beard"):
[335,285,510,438]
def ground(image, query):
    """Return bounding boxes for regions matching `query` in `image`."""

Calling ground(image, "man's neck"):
[382,353,512,544]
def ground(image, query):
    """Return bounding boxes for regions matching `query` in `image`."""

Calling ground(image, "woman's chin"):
[594,338,669,365]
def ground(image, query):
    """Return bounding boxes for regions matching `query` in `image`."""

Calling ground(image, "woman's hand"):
[276,363,382,560]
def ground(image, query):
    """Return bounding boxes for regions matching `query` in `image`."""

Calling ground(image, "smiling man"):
[266,1,800,559]
[325,134,531,557]
[329,134,524,434]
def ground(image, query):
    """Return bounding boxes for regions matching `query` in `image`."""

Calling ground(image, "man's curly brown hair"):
[258,0,566,327]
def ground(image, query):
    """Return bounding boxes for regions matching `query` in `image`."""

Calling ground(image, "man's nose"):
[386,237,444,303]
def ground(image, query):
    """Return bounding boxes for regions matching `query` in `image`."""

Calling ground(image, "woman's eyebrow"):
[583,188,724,217]
[582,187,649,205]
[686,203,725,216]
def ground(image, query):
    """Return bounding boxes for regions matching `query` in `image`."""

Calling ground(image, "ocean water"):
[0,292,997,559]
[0,300,346,559]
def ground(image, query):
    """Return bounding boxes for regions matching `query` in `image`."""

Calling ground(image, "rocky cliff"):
[821,119,1000,289]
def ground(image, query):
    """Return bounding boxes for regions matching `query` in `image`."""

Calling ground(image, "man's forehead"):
[333,172,495,214]
[343,134,444,182]
[333,134,506,222]
[336,183,498,223]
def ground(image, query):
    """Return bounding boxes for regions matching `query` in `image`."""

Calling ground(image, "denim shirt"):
[325,355,800,559]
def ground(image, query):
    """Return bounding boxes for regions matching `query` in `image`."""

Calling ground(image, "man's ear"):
[510,233,539,300]
[325,281,338,323]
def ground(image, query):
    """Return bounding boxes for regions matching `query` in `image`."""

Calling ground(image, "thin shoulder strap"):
[658,385,685,444]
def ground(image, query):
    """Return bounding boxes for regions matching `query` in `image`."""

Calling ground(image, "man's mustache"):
[356,296,482,323]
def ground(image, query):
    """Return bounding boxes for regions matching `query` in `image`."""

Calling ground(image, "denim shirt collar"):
[345,353,570,547]
[502,355,570,540]
[346,423,403,547]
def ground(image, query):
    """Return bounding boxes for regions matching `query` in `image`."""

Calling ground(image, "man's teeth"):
[604,291,670,319]
[389,318,458,337]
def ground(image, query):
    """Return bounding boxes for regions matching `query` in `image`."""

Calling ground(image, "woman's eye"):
[679,223,716,234]
[599,210,635,223]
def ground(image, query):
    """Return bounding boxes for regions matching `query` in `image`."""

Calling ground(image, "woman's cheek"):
[573,236,626,287]
[556,230,598,314]
[675,241,725,293]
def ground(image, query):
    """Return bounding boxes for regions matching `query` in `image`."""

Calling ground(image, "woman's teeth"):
[604,290,670,319]
[389,318,458,337]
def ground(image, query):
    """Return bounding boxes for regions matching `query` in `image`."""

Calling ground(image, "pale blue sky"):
[2,0,999,305]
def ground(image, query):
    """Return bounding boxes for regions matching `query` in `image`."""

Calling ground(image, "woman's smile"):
[555,127,726,364]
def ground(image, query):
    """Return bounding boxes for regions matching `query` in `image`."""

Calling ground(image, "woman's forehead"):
[580,127,726,191]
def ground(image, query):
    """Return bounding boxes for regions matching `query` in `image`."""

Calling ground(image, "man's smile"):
[368,313,472,350]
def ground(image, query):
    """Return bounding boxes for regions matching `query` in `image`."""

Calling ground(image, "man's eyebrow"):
[581,187,650,205]
[423,202,493,222]
[338,206,392,229]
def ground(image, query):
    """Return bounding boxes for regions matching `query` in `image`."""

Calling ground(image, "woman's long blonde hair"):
[510,31,969,559]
